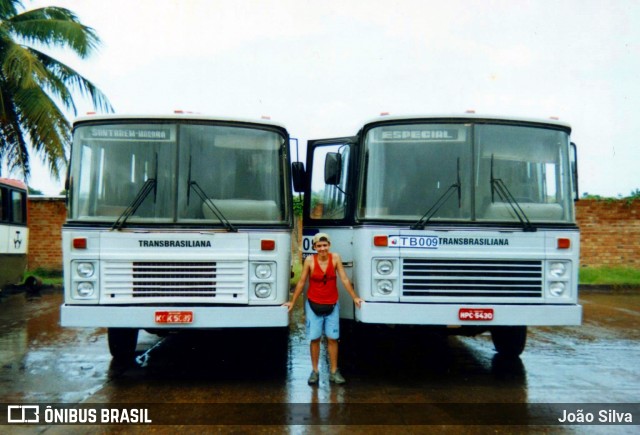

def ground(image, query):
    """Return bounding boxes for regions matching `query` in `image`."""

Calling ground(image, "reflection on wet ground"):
[0,288,639,430]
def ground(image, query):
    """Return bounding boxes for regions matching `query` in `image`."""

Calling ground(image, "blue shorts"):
[305,300,340,340]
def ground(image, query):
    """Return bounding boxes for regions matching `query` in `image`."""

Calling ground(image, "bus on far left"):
[0,178,28,289]
[60,114,295,360]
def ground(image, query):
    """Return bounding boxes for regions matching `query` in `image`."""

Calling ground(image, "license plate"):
[459,308,494,321]
[155,311,193,324]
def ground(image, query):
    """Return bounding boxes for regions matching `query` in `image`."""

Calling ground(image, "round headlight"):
[77,282,95,297]
[255,264,272,279]
[376,279,393,295]
[549,262,567,278]
[77,262,95,278]
[549,282,566,297]
[255,283,272,298]
[376,260,393,275]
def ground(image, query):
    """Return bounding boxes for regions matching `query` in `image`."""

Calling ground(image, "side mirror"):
[291,162,305,192]
[324,152,342,185]
[570,142,579,201]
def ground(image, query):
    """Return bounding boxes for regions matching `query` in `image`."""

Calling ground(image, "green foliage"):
[293,194,303,216]
[25,268,62,285]
[581,189,640,206]
[579,266,640,286]
[625,188,640,206]
[0,0,112,181]
[290,261,302,286]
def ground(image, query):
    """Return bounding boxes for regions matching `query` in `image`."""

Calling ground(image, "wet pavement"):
[0,287,638,433]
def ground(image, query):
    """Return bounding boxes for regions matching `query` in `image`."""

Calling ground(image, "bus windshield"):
[70,122,289,225]
[358,122,573,224]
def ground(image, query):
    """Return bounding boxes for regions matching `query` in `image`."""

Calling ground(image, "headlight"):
[255,264,272,279]
[549,262,567,278]
[549,281,566,297]
[77,282,95,297]
[376,279,393,295]
[77,262,95,278]
[255,283,272,298]
[376,260,393,275]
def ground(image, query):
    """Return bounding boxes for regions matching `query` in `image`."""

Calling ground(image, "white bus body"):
[295,114,581,356]
[0,178,28,289]
[61,115,293,359]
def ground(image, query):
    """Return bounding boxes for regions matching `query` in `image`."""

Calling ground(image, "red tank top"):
[308,254,338,304]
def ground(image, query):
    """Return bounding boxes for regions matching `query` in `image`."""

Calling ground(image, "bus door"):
[300,137,357,319]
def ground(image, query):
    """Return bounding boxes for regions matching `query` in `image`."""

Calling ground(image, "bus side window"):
[11,190,25,224]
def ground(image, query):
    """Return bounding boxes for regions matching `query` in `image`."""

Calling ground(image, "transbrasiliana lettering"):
[138,240,212,248]
[439,237,509,246]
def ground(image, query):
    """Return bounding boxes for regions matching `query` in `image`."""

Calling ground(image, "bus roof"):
[0,178,27,191]
[72,113,288,130]
[361,113,572,131]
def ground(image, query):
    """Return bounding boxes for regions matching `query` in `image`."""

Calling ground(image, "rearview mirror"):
[324,152,342,185]
[570,142,579,201]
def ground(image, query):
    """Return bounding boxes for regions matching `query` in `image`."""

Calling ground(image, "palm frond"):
[6,6,100,58]
[0,84,30,177]
[1,40,50,89]
[0,0,22,21]
[0,1,110,180]
[13,84,69,178]
[31,47,113,114]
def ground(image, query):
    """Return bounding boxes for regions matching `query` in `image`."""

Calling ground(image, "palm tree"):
[0,0,112,180]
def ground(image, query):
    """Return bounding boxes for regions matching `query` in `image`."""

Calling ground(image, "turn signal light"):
[73,238,87,249]
[373,235,388,247]
[557,238,571,249]
[261,239,275,251]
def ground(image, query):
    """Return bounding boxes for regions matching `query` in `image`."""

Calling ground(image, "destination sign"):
[88,127,172,141]
[376,127,465,142]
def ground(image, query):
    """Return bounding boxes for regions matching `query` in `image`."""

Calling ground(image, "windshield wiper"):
[111,178,157,230]
[188,182,237,233]
[490,154,535,232]
[112,153,158,231]
[186,156,236,232]
[411,158,461,230]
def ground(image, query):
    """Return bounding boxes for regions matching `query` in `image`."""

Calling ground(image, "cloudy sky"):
[23,0,640,196]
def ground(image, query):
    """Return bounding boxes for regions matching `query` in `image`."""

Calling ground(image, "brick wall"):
[576,199,640,267]
[25,197,639,271]
[27,196,66,271]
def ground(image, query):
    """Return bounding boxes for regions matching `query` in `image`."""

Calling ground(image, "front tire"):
[108,328,139,360]
[491,326,527,357]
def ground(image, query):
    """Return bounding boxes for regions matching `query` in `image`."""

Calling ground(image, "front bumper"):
[61,304,289,328]
[356,302,582,326]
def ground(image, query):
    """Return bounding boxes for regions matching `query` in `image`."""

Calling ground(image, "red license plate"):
[459,308,494,321]
[155,311,194,324]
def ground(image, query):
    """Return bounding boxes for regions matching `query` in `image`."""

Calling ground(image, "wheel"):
[24,275,42,290]
[490,326,527,357]
[108,328,139,360]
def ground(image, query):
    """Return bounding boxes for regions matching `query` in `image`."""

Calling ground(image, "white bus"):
[293,114,581,356]
[0,178,28,289]
[61,114,293,359]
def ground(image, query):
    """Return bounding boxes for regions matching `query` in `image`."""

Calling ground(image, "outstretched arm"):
[283,256,312,312]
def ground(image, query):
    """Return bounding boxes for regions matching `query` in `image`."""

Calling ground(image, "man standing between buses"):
[284,233,363,384]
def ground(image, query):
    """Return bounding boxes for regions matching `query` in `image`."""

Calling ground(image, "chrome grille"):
[402,259,542,298]
[103,261,245,299]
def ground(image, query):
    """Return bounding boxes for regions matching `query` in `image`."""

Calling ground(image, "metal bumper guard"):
[356,302,582,326]
[61,304,289,328]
